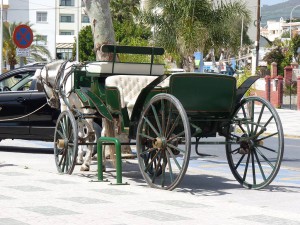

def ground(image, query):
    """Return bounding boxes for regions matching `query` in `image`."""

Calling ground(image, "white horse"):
[39,60,99,171]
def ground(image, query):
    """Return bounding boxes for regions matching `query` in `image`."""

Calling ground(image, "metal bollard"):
[97,137,128,185]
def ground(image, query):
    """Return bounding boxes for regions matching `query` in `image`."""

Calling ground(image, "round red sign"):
[13,25,33,49]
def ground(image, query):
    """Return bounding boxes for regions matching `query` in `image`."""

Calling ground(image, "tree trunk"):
[182,55,195,72]
[83,0,116,61]
[83,0,132,160]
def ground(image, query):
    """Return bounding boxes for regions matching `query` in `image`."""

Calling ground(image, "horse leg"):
[76,145,84,165]
[80,144,92,171]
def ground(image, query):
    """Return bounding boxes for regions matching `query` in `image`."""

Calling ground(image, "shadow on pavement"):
[0,163,17,168]
[0,146,53,154]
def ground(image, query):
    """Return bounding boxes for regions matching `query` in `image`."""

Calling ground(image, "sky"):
[261,0,288,6]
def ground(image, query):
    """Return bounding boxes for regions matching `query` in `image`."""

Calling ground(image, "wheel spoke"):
[166,114,180,139]
[263,115,274,128]
[167,143,185,154]
[59,120,66,138]
[151,104,162,135]
[166,147,181,170]
[167,131,185,142]
[242,152,250,181]
[256,132,278,142]
[144,150,160,173]
[255,147,275,169]
[161,155,167,187]
[253,149,267,181]
[151,152,162,183]
[254,105,265,135]
[143,116,160,137]
[251,149,256,185]
[58,150,66,166]
[161,99,166,136]
[138,132,155,141]
[234,154,245,170]
[250,100,255,134]
[241,105,251,134]
[56,129,64,139]
[230,146,240,154]
[164,101,172,137]
[238,124,247,135]
[140,147,156,156]
[256,144,277,153]
[165,149,174,182]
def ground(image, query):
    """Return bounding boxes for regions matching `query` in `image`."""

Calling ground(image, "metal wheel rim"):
[226,96,284,189]
[54,110,78,174]
[136,93,191,190]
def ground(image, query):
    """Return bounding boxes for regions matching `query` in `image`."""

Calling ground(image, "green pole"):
[97,137,124,184]
[97,139,104,181]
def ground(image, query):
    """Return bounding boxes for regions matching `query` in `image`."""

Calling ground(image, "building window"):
[56,48,73,60]
[60,14,74,23]
[37,12,47,23]
[36,35,47,45]
[60,0,74,6]
[60,30,74,35]
[82,15,89,23]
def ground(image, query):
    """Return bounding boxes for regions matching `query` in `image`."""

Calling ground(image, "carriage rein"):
[0,102,48,122]
[39,61,83,118]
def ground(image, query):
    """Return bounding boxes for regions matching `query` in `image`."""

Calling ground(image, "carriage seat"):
[105,75,169,117]
[86,62,165,76]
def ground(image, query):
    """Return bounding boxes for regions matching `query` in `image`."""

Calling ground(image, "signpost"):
[13,25,33,66]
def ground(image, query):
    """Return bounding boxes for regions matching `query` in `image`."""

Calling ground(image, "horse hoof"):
[76,160,83,165]
[80,165,90,171]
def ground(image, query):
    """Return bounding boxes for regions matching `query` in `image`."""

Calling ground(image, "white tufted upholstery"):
[106,75,169,117]
[86,62,165,76]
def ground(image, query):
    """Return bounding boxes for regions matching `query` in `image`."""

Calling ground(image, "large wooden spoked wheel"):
[226,96,284,189]
[54,110,78,174]
[136,93,191,190]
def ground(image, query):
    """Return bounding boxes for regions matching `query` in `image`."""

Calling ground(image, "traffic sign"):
[13,25,33,49]
[16,48,30,57]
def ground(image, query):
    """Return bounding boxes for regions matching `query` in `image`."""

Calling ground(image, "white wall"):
[7,0,29,23]
[29,0,56,60]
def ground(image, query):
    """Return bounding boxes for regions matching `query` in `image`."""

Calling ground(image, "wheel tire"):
[136,93,191,190]
[54,110,78,174]
[226,96,284,189]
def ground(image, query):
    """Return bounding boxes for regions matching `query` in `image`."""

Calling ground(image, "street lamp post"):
[290,4,300,39]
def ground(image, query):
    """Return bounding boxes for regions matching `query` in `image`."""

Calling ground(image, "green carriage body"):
[68,45,283,191]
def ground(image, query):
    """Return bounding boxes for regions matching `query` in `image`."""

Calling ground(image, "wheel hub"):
[238,140,255,154]
[153,137,166,149]
[56,139,68,149]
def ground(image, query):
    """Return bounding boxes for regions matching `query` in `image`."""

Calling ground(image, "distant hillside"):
[261,0,300,26]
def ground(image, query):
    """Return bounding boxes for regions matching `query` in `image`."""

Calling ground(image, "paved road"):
[0,139,300,225]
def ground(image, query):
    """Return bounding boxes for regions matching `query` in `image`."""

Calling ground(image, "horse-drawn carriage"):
[39,45,284,191]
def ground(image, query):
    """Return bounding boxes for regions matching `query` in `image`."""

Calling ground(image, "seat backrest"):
[169,73,236,117]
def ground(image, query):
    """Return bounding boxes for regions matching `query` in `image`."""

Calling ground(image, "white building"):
[261,17,289,41]
[261,17,300,42]
[29,1,56,60]
[6,0,90,61]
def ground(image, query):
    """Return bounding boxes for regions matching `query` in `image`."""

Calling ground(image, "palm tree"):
[141,0,251,71]
[3,22,52,70]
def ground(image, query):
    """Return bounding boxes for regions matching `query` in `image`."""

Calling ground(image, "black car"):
[0,65,60,142]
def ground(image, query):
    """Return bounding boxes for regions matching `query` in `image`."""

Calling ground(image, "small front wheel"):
[136,94,191,190]
[226,96,284,189]
[54,110,78,174]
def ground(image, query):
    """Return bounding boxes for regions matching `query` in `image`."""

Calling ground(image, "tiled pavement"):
[0,107,300,225]
[0,155,300,225]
